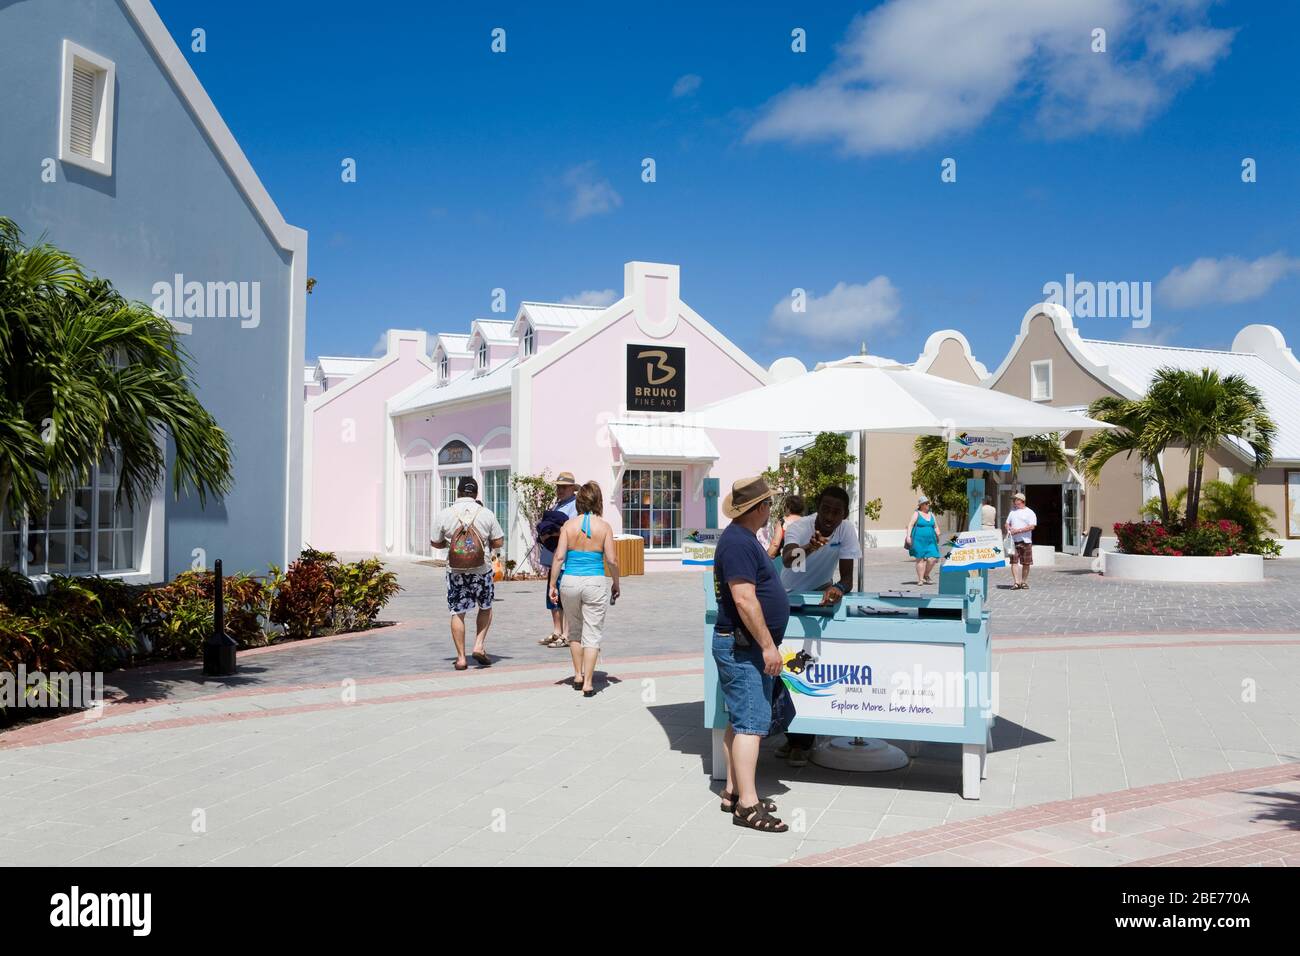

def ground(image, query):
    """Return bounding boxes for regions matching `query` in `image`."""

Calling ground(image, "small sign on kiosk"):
[941,528,1008,573]
[682,528,721,566]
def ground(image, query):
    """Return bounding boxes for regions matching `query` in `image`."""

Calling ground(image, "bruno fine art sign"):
[627,344,686,412]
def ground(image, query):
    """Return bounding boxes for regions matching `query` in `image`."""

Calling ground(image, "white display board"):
[780,638,967,726]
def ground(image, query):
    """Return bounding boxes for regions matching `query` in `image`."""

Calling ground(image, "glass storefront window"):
[621,469,682,551]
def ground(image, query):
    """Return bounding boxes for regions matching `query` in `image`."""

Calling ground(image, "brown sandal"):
[720,789,776,813]
[732,802,788,832]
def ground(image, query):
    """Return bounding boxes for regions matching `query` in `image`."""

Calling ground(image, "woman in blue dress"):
[905,495,942,585]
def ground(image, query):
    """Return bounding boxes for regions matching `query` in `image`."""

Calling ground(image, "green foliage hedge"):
[0,550,402,709]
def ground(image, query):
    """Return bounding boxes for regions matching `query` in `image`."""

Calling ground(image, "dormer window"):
[523,324,535,357]
[438,351,449,384]
[477,340,488,372]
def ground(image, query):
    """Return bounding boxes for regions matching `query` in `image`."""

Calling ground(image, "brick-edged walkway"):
[789,764,1300,866]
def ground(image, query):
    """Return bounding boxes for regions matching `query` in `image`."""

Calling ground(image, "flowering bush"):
[1114,519,1248,557]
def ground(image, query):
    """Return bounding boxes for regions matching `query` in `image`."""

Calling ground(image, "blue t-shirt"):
[714,522,790,644]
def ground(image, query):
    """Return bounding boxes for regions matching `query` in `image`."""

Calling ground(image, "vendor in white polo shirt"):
[777,485,861,767]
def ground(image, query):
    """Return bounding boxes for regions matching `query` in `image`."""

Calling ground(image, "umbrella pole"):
[857,429,867,593]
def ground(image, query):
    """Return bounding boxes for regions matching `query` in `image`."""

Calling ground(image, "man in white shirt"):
[1004,492,1037,590]
[432,476,506,669]
[778,485,861,766]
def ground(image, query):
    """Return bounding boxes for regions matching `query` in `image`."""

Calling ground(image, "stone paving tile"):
[6,557,1300,867]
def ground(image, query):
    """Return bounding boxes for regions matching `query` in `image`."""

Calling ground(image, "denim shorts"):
[712,632,775,736]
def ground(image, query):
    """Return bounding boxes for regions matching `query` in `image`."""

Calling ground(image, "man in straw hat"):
[537,470,580,646]
[1005,490,1038,590]
[710,476,790,833]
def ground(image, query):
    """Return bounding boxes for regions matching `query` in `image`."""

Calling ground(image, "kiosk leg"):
[983,726,993,779]
[710,727,727,781]
[962,744,984,800]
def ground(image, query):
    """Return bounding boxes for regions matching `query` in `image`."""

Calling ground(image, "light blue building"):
[0,0,307,582]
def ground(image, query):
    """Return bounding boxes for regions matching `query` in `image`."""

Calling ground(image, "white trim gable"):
[305,331,435,413]
[1233,324,1300,384]
[984,302,1138,398]
[119,0,302,254]
[911,329,989,378]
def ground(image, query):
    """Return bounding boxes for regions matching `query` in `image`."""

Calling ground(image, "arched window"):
[438,440,473,467]
[438,351,449,384]
[477,340,488,372]
[523,324,535,357]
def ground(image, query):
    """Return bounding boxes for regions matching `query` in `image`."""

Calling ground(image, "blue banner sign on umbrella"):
[947,431,1013,472]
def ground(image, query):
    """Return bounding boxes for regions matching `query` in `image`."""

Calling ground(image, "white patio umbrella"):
[688,355,1113,591]
[685,355,1113,773]
[691,355,1110,437]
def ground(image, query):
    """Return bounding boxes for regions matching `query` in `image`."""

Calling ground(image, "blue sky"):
[153,0,1299,370]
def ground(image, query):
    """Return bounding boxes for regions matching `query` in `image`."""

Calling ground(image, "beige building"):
[984,304,1300,557]
[784,306,1300,557]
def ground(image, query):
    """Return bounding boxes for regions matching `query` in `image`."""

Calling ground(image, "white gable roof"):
[433,333,472,357]
[1077,338,1300,461]
[316,356,374,378]
[391,357,517,414]
[469,320,516,345]
[513,302,604,334]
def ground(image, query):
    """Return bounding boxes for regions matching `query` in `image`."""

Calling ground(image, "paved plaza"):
[2,551,1298,866]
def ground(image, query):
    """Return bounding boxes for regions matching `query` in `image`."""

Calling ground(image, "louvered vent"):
[69,63,97,157]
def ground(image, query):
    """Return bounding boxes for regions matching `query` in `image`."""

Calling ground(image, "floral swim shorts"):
[446,570,494,614]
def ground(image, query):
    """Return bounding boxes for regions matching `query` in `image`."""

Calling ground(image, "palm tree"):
[1077,395,1170,522]
[1144,368,1275,525]
[911,433,1068,519]
[0,216,233,527]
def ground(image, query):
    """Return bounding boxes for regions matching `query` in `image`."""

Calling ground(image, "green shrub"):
[140,570,270,657]
[269,550,338,640]
[331,558,401,632]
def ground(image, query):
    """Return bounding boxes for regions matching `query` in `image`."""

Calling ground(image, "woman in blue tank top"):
[547,481,621,696]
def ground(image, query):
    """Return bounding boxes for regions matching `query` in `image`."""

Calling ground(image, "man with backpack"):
[431,476,506,670]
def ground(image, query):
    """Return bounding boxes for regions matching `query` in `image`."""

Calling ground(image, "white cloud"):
[561,289,618,307]
[370,332,388,356]
[562,162,622,221]
[769,278,902,344]
[747,0,1234,155]
[1157,253,1300,309]
[672,73,702,97]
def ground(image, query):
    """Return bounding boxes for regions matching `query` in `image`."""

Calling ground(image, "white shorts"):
[560,575,609,649]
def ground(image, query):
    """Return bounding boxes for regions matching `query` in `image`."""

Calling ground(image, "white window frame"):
[437,350,449,385]
[2,453,144,579]
[476,339,488,373]
[1030,359,1053,402]
[522,324,535,357]
[59,39,116,176]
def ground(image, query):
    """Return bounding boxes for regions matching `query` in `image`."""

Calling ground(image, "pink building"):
[304,262,776,571]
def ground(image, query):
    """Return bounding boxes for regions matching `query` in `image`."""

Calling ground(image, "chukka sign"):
[941,529,1008,572]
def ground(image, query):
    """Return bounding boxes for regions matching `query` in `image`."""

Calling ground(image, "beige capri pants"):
[560,575,610,648]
